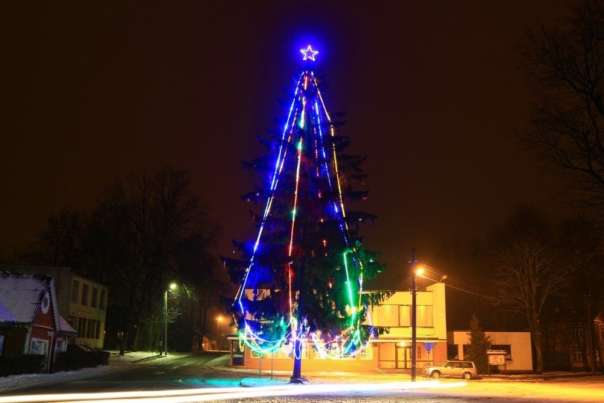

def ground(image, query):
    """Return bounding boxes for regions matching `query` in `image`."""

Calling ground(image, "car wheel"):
[463,372,472,380]
[431,371,441,379]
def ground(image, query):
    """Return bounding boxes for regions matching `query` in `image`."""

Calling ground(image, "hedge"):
[53,346,109,372]
[0,354,44,377]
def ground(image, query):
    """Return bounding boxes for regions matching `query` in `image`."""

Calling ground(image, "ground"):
[1,353,604,402]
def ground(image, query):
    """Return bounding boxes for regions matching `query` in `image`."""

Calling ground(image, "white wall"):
[450,331,533,371]
[368,283,447,341]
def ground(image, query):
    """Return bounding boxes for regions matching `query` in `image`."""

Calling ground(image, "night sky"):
[3,1,572,293]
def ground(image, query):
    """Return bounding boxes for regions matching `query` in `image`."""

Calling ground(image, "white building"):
[449,330,533,372]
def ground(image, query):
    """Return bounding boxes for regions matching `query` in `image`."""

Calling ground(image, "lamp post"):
[410,251,418,382]
[409,257,444,382]
[164,282,178,356]
[410,250,425,382]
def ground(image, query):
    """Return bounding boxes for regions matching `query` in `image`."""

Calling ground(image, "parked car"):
[424,360,477,379]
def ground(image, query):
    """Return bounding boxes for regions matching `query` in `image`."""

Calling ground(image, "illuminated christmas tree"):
[227,45,383,381]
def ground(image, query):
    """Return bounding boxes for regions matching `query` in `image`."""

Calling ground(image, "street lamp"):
[410,258,447,382]
[164,282,178,356]
[410,252,419,382]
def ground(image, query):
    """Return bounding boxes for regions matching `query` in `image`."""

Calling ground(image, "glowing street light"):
[215,315,224,324]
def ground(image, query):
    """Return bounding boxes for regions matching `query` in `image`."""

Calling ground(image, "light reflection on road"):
[0,381,466,403]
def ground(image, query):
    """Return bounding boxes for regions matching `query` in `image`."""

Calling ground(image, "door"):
[396,345,412,369]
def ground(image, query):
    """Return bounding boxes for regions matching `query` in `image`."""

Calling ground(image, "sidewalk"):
[211,363,603,384]
[481,371,603,381]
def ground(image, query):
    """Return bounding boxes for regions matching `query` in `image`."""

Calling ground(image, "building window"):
[491,344,512,361]
[373,305,399,327]
[87,319,97,339]
[95,321,101,339]
[417,305,433,327]
[462,344,470,359]
[573,350,583,364]
[78,317,86,337]
[91,287,98,308]
[71,280,80,304]
[30,338,49,356]
[81,284,89,306]
[99,290,106,310]
[399,305,410,326]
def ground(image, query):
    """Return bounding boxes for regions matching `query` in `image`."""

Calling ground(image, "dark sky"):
[3,1,572,292]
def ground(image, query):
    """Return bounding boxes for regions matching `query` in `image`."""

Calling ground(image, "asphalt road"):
[9,353,240,395]
[5,354,604,402]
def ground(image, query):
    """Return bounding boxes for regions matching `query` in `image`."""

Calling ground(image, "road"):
[2,354,604,402]
[6,353,241,395]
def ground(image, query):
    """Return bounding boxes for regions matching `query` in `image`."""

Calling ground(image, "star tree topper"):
[300,44,319,61]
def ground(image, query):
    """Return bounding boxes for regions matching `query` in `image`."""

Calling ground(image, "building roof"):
[58,315,77,334]
[0,272,51,324]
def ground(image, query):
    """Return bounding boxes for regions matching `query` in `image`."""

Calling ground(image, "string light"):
[300,44,319,61]
[234,48,372,359]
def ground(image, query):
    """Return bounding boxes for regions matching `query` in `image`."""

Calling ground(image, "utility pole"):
[163,282,177,356]
[410,249,417,382]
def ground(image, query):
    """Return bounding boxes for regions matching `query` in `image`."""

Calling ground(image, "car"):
[424,360,477,379]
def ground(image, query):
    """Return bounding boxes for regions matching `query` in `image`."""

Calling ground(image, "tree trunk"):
[119,330,126,356]
[584,297,596,371]
[597,322,604,371]
[530,311,544,374]
[290,338,303,382]
[533,327,544,373]
[199,293,208,351]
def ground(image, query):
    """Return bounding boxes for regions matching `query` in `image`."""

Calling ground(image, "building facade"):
[232,282,447,372]
[368,282,448,370]
[0,265,108,349]
[68,274,108,349]
[0,273,76,371]
[449,330,533,372]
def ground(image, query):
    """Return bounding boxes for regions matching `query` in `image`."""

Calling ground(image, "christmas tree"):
[227,45,383,380]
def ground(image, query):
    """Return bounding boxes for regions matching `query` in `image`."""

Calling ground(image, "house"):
[0,265,108,349]
[369,282,448,370]
[448,330,533,372]
[0,272,76,371]
[230,282,447,372]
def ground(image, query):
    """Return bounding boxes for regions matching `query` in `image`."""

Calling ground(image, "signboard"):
[487,350,506,366]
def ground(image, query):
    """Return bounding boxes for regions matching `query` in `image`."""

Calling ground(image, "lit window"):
[372,305,399,327]
[417,305,433,327]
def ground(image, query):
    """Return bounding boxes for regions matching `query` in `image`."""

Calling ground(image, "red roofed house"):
[0,272,76,372]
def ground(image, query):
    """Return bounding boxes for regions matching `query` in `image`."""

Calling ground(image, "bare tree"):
[24,167,222,353]
[491,207,570,373]
[524,0,604,208]
[556,217,604,371]
[24,208,85,267]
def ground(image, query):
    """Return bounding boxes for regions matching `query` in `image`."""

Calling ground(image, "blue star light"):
[300,44,319,62]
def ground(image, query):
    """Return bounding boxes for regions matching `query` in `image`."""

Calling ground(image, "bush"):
[0,355,45,377]
[53,345,109,372]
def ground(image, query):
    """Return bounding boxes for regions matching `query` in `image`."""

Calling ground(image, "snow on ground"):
[106,350,162,364]
[0,365,116,394]
[0,351,166,393]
